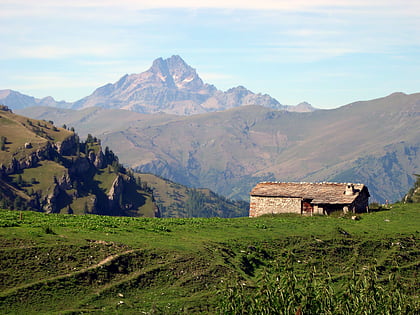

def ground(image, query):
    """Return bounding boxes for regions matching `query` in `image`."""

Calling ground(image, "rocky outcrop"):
[57,172,72,190]
[107,175,124,210]
[94,150,105,169]
[43,183,61,213]
[54,134,77,155]
[87,149,105,169]
[0,134,77,178]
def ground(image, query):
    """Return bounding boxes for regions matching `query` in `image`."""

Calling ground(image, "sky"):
[1,0,419,109]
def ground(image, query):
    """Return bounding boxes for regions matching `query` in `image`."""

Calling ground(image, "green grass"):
[0,203,419,314]
[0,110,73,165]
[93,169,118,195]
[10,160,67,195]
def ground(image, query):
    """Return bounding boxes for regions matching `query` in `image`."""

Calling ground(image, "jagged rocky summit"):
[72,55,299,115]
[1,55,315,115]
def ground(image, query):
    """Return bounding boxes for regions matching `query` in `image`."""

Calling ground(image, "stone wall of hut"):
[249,196,301,217]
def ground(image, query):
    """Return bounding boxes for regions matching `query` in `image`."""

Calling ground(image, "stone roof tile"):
[250,182,367,204]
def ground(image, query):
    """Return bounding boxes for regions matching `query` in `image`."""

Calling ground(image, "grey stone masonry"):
[249,196,301,217]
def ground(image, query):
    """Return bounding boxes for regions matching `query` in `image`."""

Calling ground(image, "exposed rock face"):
[94,150,105,169]
[88,151,96,164]
[201,86,283,112]
[55,134,77,155]
[39,170,72,213]
[108,175,124,210]
[44,183,61,213]
[87,149,105,169]
[4,56,316,115]
[72,55,286,115]
[57,172,72,190]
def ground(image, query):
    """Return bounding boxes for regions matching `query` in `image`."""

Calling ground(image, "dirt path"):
[1,249,137,297]
[67,249,135,276]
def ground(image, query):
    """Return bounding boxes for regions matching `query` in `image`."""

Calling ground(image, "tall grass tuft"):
[218,263,419,315]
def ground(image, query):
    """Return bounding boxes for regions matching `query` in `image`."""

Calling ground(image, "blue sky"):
[1,0,419,109]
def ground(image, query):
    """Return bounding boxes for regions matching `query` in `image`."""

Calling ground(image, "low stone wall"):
[249,196,301,217]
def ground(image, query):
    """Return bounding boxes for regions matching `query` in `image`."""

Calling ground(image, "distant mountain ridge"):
[18,92,420,203]
[73,55,300,115]
[0,89,72,110]
[1,56,315,115]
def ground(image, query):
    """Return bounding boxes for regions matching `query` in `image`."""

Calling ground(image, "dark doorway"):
[302,200,313,214]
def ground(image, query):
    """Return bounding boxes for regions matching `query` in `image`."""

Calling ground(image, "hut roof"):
[250,182,368,204]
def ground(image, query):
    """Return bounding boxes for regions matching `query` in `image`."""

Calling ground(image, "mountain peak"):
[71,55,283,114]
[146,55,202,90]
[150,55,192,75]
[167,54,188,66]
[149,55,203,90]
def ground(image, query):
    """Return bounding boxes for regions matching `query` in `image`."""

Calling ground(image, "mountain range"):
[0,89,72,110]
[17,92,420,203]
[0,55,314,115]
[2,55,419,204]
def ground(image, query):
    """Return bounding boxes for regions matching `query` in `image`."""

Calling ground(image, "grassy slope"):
[0,109,72,165]
[0,203,418,314]
[0,109,157,217]
[10,160,67,194]
[1,109,244,218]
[138,173,248,218]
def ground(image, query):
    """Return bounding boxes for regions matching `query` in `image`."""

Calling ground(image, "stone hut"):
[249,182,370,217]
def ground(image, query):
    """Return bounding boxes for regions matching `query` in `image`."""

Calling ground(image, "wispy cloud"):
[1,0,419,106]
[3,0,420,14]
[16,45,117,59]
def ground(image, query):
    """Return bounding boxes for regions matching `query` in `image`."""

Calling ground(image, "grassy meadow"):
[0,203,419,314]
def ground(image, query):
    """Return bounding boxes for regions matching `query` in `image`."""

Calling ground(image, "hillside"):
[137,173,248,218]
[0,107,247,218]
[19,92,420,203]
[0,203,418,314]
[0,106,157,217]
